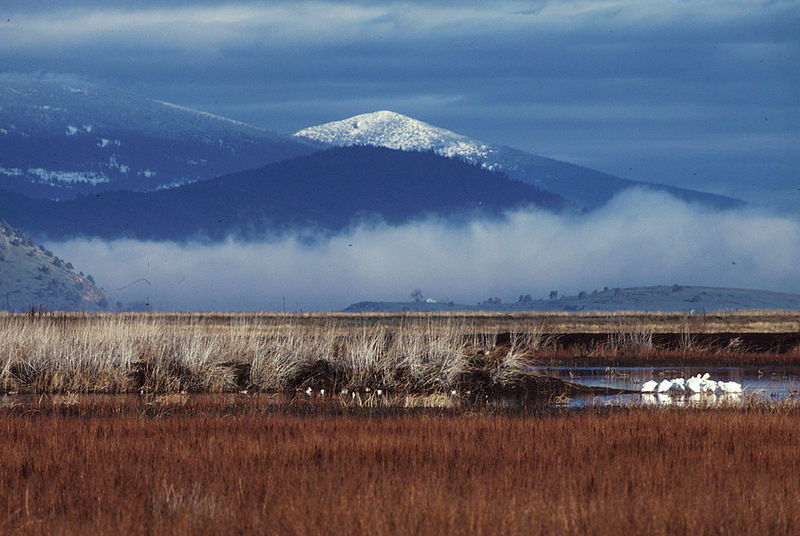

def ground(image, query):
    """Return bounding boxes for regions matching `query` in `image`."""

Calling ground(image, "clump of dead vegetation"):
[0,313,549,395]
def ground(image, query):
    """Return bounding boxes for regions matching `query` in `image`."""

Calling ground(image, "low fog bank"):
[47,190,800,311]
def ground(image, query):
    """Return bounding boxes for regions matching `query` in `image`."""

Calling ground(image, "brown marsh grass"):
[1,312,799,394]
[1,398,799,535]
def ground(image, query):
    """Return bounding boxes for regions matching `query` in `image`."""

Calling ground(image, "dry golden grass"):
[1,399,799,535]
[1,312,799,394]
[5,309,799,333]
[0,314,478,394]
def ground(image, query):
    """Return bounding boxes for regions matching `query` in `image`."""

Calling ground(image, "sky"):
[3,1,800,310]
[2,0,799,209]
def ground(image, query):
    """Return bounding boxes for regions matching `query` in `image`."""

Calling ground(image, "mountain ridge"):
[0,74,320,199]
[0,146,566,241]
[343,285,800,313]
[296,111,743,210]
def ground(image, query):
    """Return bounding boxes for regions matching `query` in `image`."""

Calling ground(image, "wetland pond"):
[531,365,800,407]
[2,366,799,411]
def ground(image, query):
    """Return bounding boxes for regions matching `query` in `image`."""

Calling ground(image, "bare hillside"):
[0,221,114,311]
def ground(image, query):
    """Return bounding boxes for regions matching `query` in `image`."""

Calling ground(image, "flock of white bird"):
[641,373,742,395]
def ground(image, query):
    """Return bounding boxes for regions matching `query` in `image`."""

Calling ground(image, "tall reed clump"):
[337,324,394,389]
[457,320,546,389]
[0,314,139,392]
[0,314,242,393]
[604,322,654,357]
[386,318,469,392]
[248,318,473,392]
[489,328,536,385]
[247,320,338,391]
[138,322,238,393]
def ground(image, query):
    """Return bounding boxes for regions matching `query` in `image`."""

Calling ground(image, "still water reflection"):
[531,365,800,407]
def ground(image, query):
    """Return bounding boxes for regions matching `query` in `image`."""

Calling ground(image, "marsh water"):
[531,365,800,407]
[2,366,799,411]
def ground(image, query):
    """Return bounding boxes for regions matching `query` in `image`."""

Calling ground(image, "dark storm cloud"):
[2,1,799,208]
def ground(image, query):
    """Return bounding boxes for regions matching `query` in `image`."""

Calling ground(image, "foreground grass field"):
[1,398,799,535]
[2,311,800,395]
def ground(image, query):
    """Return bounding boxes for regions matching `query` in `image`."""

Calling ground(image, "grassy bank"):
[1,312,799,394]
[2,400,799,535]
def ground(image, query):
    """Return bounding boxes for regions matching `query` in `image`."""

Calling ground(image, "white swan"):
[657,393,673,404]
[657,379,674,392]
[642,372,742,404]
[718,381,743,393]
[671,378,686,392]
[643,373,744,401]
[641,380,658,392]
[686,375,704,393]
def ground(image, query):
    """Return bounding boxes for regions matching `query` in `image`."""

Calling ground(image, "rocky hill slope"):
[0,221,114,311]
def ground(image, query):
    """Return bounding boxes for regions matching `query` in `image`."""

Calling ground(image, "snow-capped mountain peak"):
[295,111,743,211]
[294,111,497,166]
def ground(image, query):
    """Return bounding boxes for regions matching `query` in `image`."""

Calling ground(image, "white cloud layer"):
[46,190,800,311]
[3,1,792,50]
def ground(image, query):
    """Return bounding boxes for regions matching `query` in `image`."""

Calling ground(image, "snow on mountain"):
[0,74,319,199]
[295,110,502,170]
[296,111,742,210]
